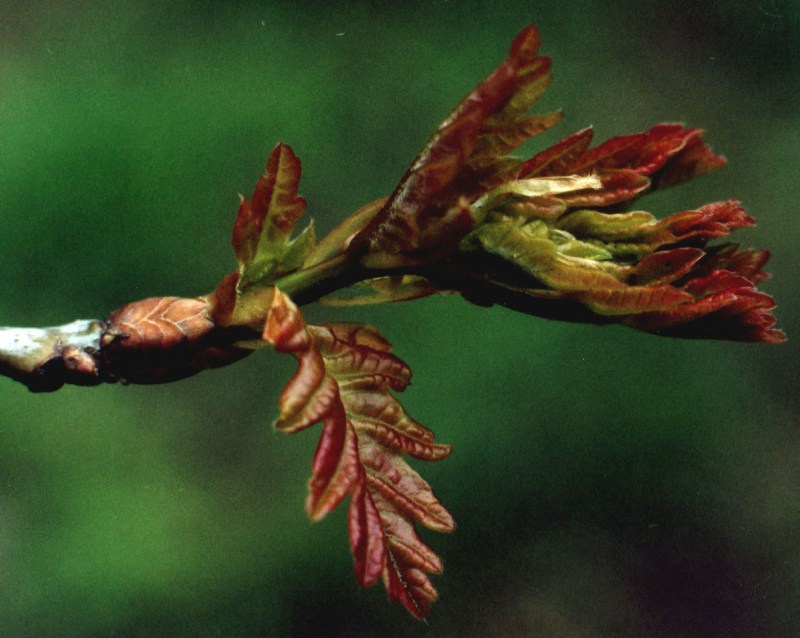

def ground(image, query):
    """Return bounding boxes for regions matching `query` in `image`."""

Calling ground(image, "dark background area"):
[1,1,798,636]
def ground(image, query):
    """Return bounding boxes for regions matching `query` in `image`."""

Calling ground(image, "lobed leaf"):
[453,193,783,342]
[210,144,318,328]
[350,24,562,268]
[521,123,727,209]
[233,143,315,289]
[263,289,454,619]
[556,200,755,257]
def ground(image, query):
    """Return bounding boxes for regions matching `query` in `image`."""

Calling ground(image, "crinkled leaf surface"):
[210,143,316,327]
[196,22,783,626]
[319,22,782,343]
[233,142,315,288]
[350,24,562,268]
[263,289,454,619]
[521,123,727,197]
[454,197,784,342]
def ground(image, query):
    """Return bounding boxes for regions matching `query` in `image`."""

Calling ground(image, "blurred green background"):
[1,1,798,636]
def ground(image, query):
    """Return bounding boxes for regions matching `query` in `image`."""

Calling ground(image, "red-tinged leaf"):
[255,144,306,241]
[210,145,318,331]
[263,287,310,354]
[102,296,250,384]
[575,285,693,316]
[623,269,786,342]
[570,131,648,173]
[555,200,755,257]
[233,143,298,264]
[452,189,783,341]
[349,481,386,587]
[351,24,559,268]
[555,169,651,208]
[264,289,454,618]
[631,248,705,286]
[207,271,240,326]
[662,200,754,239]
[303,198,388,268]
[307,404,361,518]
[232,143,315,288]
[346,392,452,461]
[570,124,725,180]
[360,442,454,532]
[471,111,563,166]
[263,291,334,433]
[231,196,259,266]
[690,244,771,283]
[521,127,594,177]
[373,490,443,619]
[656,130,728,187]
[521,124,725,209]
[682,270,757,298]
[568,124,686,174]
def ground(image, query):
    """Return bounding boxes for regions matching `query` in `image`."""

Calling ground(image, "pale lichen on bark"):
[0,319,104,391]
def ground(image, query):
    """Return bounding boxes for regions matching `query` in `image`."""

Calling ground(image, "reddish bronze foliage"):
[521,123,727,206]
[350,25,562,267]
[103,296,248,383]
[340,24,781,344]
[105,297,214,351]
[216,23,781,619]
[264,290,453,618]
[7,21,782,622]
[232,143,306,269]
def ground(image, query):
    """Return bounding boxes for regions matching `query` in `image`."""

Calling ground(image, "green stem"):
[271,252,365,306]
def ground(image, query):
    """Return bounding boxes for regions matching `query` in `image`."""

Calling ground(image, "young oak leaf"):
[452,197,784,342]
[233,142,315,290]
[349,24,562,268]
[520,123,727,208]
[263,289,454,619]
[210,143,315,328]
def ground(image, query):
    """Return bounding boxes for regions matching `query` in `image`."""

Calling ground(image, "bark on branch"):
[0,297,254,392]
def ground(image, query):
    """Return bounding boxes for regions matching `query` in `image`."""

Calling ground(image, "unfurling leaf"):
[233,143,314,286]
[311,22,781,345]
[452,198,784,342]
[350,24,562,268]
[263,289,454,619]
[521,123,727,195]
[202,21,781,622]
[210,143,316,327]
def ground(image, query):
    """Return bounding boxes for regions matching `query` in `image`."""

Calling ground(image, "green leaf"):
[461,218,628,292]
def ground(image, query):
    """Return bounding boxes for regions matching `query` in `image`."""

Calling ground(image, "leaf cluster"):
[190,24,785,618]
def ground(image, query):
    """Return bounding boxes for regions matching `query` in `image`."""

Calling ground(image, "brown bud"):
[102,296,250,384]
[105,297,215,351]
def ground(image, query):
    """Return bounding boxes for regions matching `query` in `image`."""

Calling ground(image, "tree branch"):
[0,254,387,393]
[0,320,105,392]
